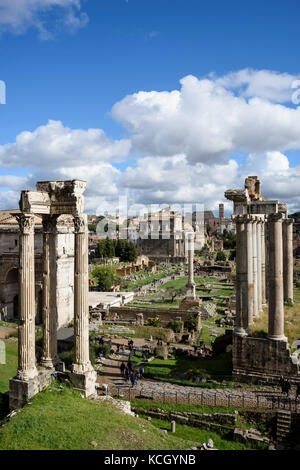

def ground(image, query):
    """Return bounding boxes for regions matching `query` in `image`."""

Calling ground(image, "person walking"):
[125,366,130,382]
[130,371,135,387]
[296,383,300,402]
[279,376,285,394]
[285,379,291,398]
[120,361,125,377]
[127,359,132,372]
[139,366,144,380]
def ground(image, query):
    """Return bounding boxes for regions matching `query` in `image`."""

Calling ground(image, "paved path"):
[97,339,299,410]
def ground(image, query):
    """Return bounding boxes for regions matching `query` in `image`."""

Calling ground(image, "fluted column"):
[41,215,59,368]
[186,232,196,298]
[16,213,38,381]
[261,220,266,305]
[252,217,258,317]
[267,213,286,341]
[246,216,254,326]
[257,219,262,313]
[72,214,92,374]
[283,218,294,302]
[234,215,247,336]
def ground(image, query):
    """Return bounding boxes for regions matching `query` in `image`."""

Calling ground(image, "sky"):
[1,0,300,216]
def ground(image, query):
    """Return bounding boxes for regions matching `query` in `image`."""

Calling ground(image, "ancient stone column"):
[267,213,286,341]
[41,215,59,368]
[186,232,196,299]
[261,220,266,306]
[16,213,38,381]
[245,216,254,326]
[256,219,262,313]
[283,218,294,302]
[234,215,247,336]
[252,217,258,317]
[72,214,93,374]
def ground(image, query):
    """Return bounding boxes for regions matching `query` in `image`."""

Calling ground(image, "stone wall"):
[108,306,198,328]
[232,335,300,384]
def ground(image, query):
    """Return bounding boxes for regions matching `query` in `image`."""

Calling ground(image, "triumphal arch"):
[9,180,96,409]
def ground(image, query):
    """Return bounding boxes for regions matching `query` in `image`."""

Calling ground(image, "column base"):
[267,334,288,342]
[69,369,97,397]
[234,327,248,337]
[9,376,39,410]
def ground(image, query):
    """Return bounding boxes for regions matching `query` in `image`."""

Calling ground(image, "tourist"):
[284,379,291,398]
[133,370,138,385]
[130,371,135,387]
[296,383,300,401]
[279,376,285,393]
[120,362,125,377]
[139,366,144,380]
[125,367,130,381]
[127,359,132,372]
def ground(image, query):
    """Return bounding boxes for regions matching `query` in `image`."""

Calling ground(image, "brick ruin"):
[225,176,300,384]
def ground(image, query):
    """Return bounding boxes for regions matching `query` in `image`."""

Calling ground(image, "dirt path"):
[0,327,16,340]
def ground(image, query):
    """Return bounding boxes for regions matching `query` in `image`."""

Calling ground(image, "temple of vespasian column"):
[9,180,96,409]
[225,176,300,384]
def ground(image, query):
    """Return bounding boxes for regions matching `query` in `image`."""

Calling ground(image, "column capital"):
[268,212,283,223]
[42,214,59,233]
[73,214,87,233]
[283,217,294,225]
[16,213,35,235]
[233,214,249,225]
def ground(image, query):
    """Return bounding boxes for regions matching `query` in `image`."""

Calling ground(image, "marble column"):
[261,220,266,306]
[41,215,59,368]
[257,219,262,313]
[186,232,196,299]
[267,213,286,341]
[16,213,38,381]
[72,214,93,374]
[234,215,248,336]
[283,218,294,302]
[245,216,254,326]
[252,217,258,317]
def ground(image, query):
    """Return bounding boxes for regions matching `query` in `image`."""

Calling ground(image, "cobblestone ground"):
[99,346,300,411]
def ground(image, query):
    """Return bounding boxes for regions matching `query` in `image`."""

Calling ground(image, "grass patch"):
[0,338,18,394]
[0,384,197,450]
[131,352,233,388]
[139,415,267,451]
[252,304,300,345]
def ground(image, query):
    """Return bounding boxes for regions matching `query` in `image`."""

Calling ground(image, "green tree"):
[90,265,117,291]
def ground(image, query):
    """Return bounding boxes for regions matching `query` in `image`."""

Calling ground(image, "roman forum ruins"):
[226,176,300,383]
[9,180,96,409]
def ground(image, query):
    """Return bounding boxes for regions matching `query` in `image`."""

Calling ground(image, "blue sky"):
[1,0,300,214]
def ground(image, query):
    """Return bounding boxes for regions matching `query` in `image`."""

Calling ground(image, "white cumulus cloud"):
[0,0,88,39]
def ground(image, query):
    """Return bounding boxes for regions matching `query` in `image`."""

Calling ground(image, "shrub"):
[145,317,161,327]
[216,251,227,262]
[168,320,183,333]
[284,297,294,307]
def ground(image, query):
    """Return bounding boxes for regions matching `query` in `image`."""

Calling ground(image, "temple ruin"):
[9,180,96,409]
[225,176,300,384]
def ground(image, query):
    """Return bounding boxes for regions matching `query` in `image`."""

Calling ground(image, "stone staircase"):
[276,410,291,442]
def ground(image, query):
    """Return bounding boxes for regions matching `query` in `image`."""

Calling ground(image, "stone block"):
[69,369,97,397]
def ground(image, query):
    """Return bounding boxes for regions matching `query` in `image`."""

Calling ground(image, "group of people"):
[279,376,300,399]
[120,360,145,387]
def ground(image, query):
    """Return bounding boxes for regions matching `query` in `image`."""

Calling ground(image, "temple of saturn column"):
[185,231,196,299]
[225,176,300,384]
[9,180,96,409]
